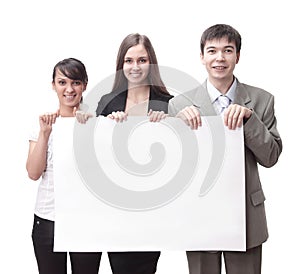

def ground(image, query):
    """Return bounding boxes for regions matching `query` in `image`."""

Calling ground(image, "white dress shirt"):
[207,78,237,114]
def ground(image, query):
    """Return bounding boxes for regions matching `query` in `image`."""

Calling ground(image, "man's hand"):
[224,104,252,129]
[176,105,202,130]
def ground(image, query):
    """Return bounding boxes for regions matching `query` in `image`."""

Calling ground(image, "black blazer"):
[96,87,173,116]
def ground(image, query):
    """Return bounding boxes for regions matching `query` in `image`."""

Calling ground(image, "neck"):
[209,76,234,95]
[127,85,150,103]
[59,105,78,117]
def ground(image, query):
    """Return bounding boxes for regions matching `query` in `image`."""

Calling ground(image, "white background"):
[0,0,298,273]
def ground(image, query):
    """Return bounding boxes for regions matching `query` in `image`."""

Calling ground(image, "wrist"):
[39,130,51,139]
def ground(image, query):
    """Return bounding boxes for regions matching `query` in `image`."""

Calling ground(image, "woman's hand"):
[148,109,168,122]
[39,110,60,134]
[74,107,93,124]
[108,111,128,122]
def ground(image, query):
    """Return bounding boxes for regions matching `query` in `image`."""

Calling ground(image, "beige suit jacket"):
[168,79,282,249]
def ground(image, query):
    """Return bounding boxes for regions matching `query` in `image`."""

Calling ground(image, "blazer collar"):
[234,79,251,107]
[114,86,170,111]
[200,78,252,110]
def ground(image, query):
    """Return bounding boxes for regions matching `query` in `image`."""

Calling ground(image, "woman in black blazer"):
[102,33,172,274]
[77,33,173,274]
[96,33,173,122]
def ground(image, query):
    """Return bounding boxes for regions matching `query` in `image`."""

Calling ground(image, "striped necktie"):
[218,95,231,114]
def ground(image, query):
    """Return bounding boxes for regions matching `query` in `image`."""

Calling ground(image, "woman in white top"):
[26,58,101,274]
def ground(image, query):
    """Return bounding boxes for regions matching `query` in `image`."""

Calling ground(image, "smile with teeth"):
[213,66,227,70]
[130,72,142,78]
[64,94,76,101]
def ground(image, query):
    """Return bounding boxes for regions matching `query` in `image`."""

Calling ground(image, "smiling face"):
[123,44,150,88]
[200,37,240,87]
[52,69,86,112]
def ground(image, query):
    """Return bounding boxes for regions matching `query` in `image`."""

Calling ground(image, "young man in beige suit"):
[168,24,282,274]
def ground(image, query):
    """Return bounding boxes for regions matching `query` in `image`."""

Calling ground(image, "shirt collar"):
[207,77,237,103]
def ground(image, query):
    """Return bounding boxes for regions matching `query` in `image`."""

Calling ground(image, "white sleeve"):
[28,119,39,142]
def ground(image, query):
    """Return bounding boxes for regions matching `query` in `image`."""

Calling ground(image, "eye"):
[139,58,148,64]
[225,48,233,53]
[73,81,82,86]
[58,80,66,85]
[207,49,216,54]
[124,59,132,64]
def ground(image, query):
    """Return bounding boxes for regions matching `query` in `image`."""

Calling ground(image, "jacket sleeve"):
[244,94,282,168]
[168,97,181,117]
[95,95,109,117]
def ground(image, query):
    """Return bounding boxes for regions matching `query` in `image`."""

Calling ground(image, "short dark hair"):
[200,24,242,54]
[52,58,88,84]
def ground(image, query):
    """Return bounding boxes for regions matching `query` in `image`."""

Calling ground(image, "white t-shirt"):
[29,129,55,221]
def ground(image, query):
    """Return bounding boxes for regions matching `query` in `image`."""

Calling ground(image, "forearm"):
[26,131,50,180]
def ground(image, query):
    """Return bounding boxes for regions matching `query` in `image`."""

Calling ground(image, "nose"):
[65,83,74,93]
[216,51,225,61]
[132,61,140,69]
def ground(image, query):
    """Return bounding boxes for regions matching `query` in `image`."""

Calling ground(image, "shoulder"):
[99,91,121,103]
[170,85,204,105]
[237,82,274,100]
[156,93,174,102]
[168,87,203,117]
[236,81,276,115]
[96,90,127,116]
[150,87,174,102]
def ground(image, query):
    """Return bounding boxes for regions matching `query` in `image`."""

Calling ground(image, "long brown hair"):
[111,33,169,95]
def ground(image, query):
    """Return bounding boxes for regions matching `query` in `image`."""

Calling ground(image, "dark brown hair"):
[112,33,169,95]
[200,24,242,54]
[52,58,88,84]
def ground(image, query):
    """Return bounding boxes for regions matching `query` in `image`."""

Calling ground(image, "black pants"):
[32,215,101,274]
[32,215,160,274]
[108,251,160,274]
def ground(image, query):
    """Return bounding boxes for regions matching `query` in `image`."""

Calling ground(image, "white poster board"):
[53,116,245,252]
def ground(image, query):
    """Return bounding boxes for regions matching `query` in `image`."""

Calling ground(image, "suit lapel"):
[195,81,217,116]
[196,79,252,115]
[234,80,251,107]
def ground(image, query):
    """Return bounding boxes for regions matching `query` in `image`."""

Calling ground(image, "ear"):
[236,52,240,64]
[200,52,205,65]
[52,81,56,91]
[83,83,87,92]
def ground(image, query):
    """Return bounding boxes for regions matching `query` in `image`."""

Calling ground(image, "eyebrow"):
[206,45,235,50]
[124,56,148,59]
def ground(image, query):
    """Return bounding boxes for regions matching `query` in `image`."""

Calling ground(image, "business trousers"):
[186,245,262,274]
[32,215,101,274]
[108,251,160,274]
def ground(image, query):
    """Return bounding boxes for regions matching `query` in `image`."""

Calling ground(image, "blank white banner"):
[53,116,245,252]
